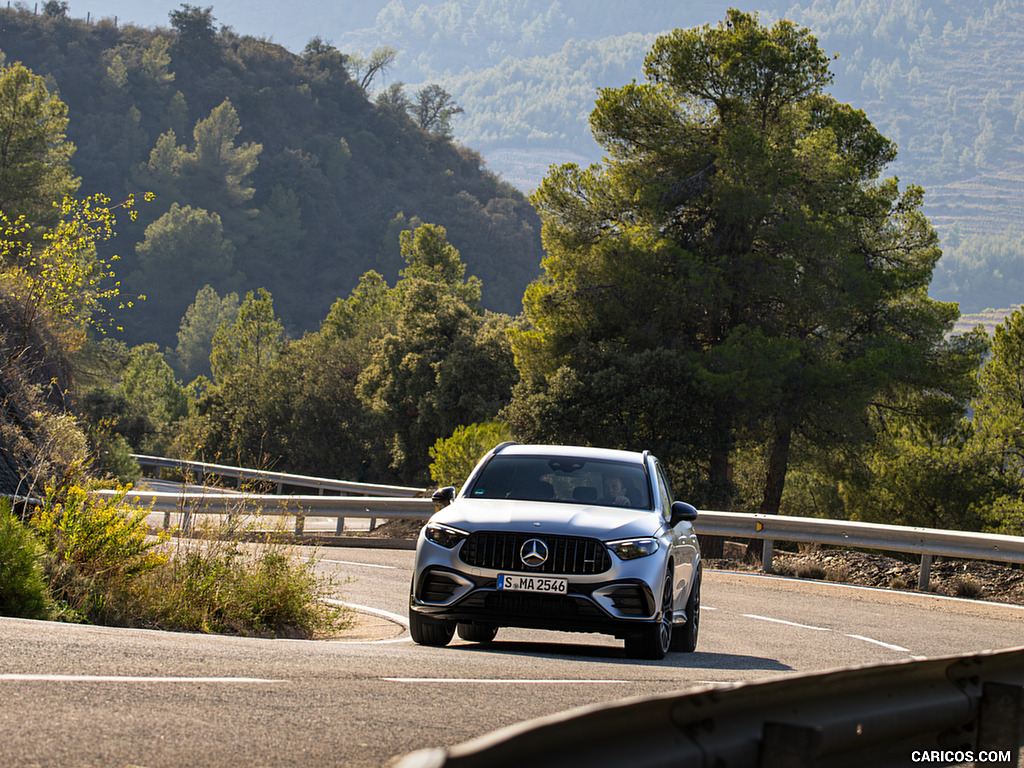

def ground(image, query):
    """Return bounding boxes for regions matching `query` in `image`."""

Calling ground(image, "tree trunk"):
[759,415,793,516]
[745,415,793,561]
[699,410,734,559]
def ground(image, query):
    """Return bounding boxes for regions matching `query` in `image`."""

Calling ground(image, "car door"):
[654,460,698,610]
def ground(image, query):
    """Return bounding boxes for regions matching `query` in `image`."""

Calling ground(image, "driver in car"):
[600,474,631,506]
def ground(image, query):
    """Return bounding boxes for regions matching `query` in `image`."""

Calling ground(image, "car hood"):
[429,498,663,541]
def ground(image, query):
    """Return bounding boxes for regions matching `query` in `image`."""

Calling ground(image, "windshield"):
[467,455,651,509]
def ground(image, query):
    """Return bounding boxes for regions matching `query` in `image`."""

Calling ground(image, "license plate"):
[497,574,568,594]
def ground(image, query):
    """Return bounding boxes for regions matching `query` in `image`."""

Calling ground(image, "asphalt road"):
[2,545,1023,767]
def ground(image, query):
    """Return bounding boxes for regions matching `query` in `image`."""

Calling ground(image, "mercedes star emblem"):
[520,538,549,567]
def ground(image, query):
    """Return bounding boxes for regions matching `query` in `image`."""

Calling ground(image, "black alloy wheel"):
[624,570,673,660]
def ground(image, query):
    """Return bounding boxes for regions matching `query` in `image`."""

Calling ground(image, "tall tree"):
[131,203,241,344]
[411,84,464,138]
[357,224,515,483]
[513,10,975,518]
[209,287,282,383]
[168,4,221,69]
[180,288,285,466]
[169,285,240,381]
[120,343,188,453]
[348,46,397,93]
[970,309,1024,534]
[0,63,79,228]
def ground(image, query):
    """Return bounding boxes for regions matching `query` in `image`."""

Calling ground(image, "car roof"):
[495,444,647,464]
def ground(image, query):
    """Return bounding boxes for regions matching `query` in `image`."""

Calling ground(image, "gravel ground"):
[711,545,1024,606]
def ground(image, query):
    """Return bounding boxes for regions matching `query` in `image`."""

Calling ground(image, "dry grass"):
[20,486,350,637]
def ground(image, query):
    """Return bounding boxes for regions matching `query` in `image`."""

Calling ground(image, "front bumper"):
[410,553,666,638]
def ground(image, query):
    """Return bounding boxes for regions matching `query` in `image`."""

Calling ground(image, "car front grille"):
[460,531,611,574]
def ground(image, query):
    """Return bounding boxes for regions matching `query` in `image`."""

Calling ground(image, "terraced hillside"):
[924,174,1024,238]
[952,307,1020,336]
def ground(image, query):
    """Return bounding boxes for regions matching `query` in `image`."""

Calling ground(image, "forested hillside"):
[0,5,543,347]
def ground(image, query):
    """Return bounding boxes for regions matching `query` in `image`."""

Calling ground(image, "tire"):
[671,568,700,653]
[409,610,455,647]
[624,570,673,660]
[457,622,498,643]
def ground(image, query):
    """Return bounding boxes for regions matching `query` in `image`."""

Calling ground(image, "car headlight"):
[424,522,468,549]
[607,537,660,560]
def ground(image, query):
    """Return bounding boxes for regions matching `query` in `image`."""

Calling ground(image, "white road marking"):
[319,559,397,570]
[0,674,282,683]
[743,614,831,631]
[743,614,913,653]
[383,678,631,684]
[845,634,911,652]
[326,600,409,627]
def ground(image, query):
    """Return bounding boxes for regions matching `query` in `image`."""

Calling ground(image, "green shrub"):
[23,487,345,637]
[429,421,512,488]
[139,525,346,638]
[0,502,53,620]
[31,486,166,624]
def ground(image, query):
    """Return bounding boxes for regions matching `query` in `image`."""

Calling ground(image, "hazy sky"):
[69,0,384,53]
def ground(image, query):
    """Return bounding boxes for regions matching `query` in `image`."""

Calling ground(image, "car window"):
[654,462,673,519]
[468,455,652,509]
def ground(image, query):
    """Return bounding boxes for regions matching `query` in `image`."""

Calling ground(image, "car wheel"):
[624,570,673,660]
[457,622,498,643]
[409,610,455,647]
[671,568,700,653]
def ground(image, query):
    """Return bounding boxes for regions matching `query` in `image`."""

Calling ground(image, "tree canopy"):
[511,10,980,514]
[0,63,79,228]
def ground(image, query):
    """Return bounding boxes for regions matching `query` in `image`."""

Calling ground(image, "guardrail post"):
[762,538,775,574]
[760,721,822,767]
[977,682,1023,762]
[295,512,305,535]
[336,517,345,535]
[919,553,933,591]
[163,510,171,530]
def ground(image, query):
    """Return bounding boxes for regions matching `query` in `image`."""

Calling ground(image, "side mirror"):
[670,500,698,526]
[431,486,456,510]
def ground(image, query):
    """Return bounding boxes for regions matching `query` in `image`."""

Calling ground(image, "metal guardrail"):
[130,454,423,498]
[394,646,1024,768]
[110,483,1024,589]
[694,510,1024,591]
[99,489,435,536]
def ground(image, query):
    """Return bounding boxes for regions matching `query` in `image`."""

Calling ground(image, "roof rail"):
[492,441,519,454]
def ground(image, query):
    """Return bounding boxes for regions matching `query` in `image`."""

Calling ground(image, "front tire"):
[624,571,673,660]
[409,610,455,646]
[671,567,700,653]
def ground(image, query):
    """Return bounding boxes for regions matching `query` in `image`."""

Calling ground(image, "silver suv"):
[409,443,701,659]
